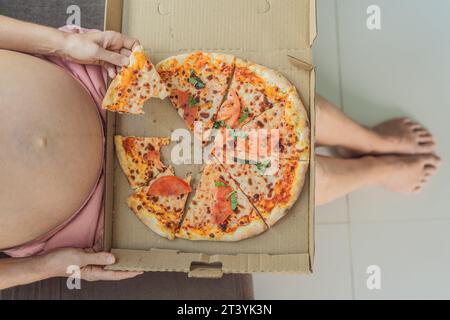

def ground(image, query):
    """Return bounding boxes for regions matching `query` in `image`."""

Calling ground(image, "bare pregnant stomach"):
[0,50,103,249]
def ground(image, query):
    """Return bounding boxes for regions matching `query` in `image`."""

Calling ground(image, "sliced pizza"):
[102,45,170,114]
[115,135,170,189]
[156,51,235,137]
[213,85,310,163]
[214,58,299,130]
[223,158,309,227]
[127,167,192,239]
[176,163,267,241]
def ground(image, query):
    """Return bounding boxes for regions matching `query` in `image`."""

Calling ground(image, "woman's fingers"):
[81,266,143,282]
[119,33,140,50]
[104,62,117,78]
[78,251,116,267]
[96,47,129,67]
[120,48,132,57]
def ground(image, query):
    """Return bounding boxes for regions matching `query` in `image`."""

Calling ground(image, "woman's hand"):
[61,31,140,78]
[0,16,139,78]
[44,248,143,281]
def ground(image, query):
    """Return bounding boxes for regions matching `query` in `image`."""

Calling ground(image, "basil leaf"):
[213,120,225,129]
[229,191,238,211]
[215,181,227,188]
[188,95,199,107]
[255,160,271,174]
[238,108,249,123]
[189,70,206,89]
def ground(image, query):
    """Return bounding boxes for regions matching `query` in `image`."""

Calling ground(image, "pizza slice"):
[102,45,170,114]
[213,58,298,131]
[127,167,192,239]
[222,158,309,227]
[156,51,235,136]
[115,135,170,189]
[212,85,310,163]
[176,163,267,241]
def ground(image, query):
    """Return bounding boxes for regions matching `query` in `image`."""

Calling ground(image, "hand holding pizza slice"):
[102,45,169,114]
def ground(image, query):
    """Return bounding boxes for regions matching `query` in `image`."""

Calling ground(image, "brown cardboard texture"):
[103,0,316,277]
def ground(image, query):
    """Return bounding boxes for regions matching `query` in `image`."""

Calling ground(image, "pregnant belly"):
[0,50,103,249]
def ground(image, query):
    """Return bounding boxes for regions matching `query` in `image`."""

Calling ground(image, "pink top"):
[4,25,107,258]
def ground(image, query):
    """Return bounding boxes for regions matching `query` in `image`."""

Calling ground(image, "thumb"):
[96,48,129,67]
[79,251,116,266]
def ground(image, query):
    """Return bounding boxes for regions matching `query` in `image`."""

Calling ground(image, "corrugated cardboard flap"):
[106,248,312,277]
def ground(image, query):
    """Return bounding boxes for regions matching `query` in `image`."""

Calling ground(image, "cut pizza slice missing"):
[102,45,170,114]
[156,51,235,137]
[222,158,309,227]
[127,167,192,240]
[176,163,267,241]
[115,135,170,189]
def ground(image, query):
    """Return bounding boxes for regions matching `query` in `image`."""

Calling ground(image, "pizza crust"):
[127,196,176,239]
[262,160,309,227]
[127,167,192,240]
[176,218,267,241]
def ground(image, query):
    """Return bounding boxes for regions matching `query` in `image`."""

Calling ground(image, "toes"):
[410,123,425,131]
[402,117,414,124]
[420,154,442,168]
[418,141,436,152]
[412,185,423,194]
[424,165,438,176]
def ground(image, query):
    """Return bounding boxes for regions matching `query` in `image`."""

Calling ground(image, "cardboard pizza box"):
[103,0,317,278]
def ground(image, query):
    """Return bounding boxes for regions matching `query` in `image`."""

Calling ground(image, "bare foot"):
[374,154,441,194]
[373,118,436,154]
[339,118,436,157]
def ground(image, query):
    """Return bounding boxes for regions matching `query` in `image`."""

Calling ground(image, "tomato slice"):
[147,176,192,197]
[175,89,198,128]
[212,184,235,225]
[176,89,189,107]
[122,137,135,155]
[216,90,241,128]
[182,105,199,129]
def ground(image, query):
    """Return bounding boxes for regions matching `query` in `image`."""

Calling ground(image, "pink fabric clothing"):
[4,25,107,257]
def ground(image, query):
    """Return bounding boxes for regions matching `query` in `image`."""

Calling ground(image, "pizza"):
[220,158,309,227]
[127,167,192,239]
[111,51,310,242]
[213,87,310,164]
[114,135,170,189]
[176,163,267,241]
[214,58,291,130]
[156,51,235,138]
[102,45,169,114]
[211,59,310,163]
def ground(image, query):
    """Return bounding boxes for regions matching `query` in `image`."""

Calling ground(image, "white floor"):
[254,0,450,300]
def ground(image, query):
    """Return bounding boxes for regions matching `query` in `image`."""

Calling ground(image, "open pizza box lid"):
[103,0,317,278]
